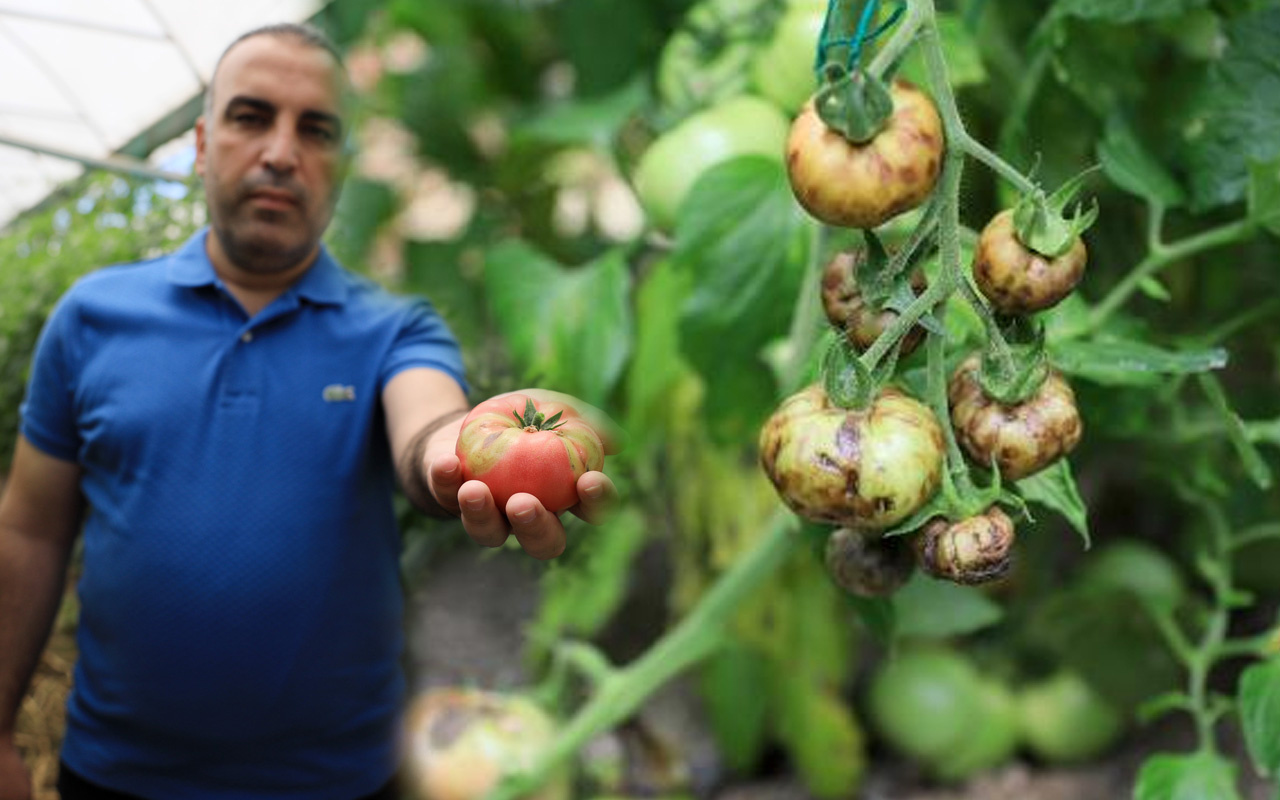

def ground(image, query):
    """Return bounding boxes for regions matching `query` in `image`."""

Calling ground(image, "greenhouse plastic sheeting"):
[0,0,323,229]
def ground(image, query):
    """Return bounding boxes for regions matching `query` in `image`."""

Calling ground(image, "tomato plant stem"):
[926,322,975,498]
[485,512,799,800]
[957,134,1038,197]
[867,0,927,78]
[1086,217,1256,333]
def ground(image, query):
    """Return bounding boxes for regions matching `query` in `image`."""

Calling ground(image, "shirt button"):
[241,332,254,343]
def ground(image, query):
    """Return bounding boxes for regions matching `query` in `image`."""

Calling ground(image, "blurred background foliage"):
[4,0,1280,796]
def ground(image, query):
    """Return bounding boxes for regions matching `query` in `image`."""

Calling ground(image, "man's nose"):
[262,124,300,172]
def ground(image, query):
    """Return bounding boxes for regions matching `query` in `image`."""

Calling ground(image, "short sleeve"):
[20,291,83,462]
[379,299,469,397]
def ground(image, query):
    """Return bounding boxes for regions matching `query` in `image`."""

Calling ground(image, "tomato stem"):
[484,512,800,800]
[1086,217,1257,334]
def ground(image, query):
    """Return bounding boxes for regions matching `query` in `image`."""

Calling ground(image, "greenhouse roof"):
[0,0,325,230]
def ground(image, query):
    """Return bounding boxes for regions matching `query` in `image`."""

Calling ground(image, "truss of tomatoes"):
[769,68,1092,593]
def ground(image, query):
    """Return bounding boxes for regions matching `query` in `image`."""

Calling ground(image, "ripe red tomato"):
[456,394,605,514]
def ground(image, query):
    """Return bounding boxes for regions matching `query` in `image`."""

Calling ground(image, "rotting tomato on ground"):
[402,687,570,800]
[948,355,1082,480]
[759,384,944,530]
[456,394,605,515]
[785,78,943,230]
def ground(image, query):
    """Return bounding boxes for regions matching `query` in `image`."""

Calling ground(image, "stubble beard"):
[207,180,329,275]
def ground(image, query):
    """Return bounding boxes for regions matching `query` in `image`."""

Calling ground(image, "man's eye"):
[233,113,267,126]
[304,125,338,144]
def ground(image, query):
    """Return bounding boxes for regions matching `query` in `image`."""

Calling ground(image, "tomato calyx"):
[1012,167,1100,258]
[976,316,1050,405]
[511,397,566,433]
[815,67,894,145]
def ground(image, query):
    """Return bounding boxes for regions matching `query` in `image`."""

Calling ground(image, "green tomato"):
[1078,539,1186,611]
[632,95,789,231]
[930,678,1020,782]
[749,0,827,114]
[867,647,984,764]
[1017,670,1125,764]
[657,0,771,110]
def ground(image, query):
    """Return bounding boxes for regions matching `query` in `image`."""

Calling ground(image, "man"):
[0,23,619,800]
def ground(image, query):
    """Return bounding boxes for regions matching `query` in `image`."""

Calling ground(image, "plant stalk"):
[485,512,798,800]
[1087,218,1256,333]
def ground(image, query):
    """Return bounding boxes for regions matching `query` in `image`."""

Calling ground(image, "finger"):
[505,493,566,560]
[457,480,509,548]
[428,453,464,513]
[569,471,619,526]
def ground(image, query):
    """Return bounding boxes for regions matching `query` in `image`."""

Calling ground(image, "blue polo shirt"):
[20,229,467,799]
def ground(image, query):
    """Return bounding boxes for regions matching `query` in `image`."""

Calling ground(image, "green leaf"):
[1178,8,1280,210]
[1098,113,1186,207]
[1016,459,1091,548]
[675,156,812,442]
[1198,373,1273,490]
[772,683,865,798]
[514,79,648,147]
[891,572,1004,640]
[484,241,632,405]
[1137,276,1173,302]
[899,12,986,89]
[1054,0,1209,23]
[700,642,772,772]
[1050,336,1228,387]
[1248,157,1280,237]
[845,594,896,644]
[530,508,648,642]
[1134,751,1242,800]
[1240,659,1280,778]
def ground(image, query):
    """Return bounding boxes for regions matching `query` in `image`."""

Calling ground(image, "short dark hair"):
[203,22,345,120]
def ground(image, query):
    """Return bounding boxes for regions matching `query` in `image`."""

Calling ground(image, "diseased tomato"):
[1016,670,1125,764]
[824,526,915,597]
[456,394,605,514]
[972,209,1087,315]
[749,0,828,115]
[915,506,1016,585]
[821,250,927,356]
[403,688,570,800]
[632,95,790,231]
[759,384,944,530]
[785,79,943,229]
[948,356,1082,480]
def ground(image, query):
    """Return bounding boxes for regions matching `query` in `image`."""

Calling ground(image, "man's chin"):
[222,223,315,274]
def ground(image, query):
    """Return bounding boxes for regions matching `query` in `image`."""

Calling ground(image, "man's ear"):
[194,116,208,177]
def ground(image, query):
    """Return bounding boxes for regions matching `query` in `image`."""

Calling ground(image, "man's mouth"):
[246,189,301,210]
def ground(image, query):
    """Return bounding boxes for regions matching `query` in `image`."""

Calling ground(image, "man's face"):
[196,35,347,274]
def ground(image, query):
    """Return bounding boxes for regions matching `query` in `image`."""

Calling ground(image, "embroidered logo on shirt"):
[323,384,357,402]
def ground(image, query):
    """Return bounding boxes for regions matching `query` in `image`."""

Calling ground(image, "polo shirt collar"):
[166,228,348,307]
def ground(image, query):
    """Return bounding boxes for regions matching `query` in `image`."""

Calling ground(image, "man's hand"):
[427,389,624,559]
[0,735,32,800]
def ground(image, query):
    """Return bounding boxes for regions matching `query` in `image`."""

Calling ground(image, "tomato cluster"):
[867,648,1125,782]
